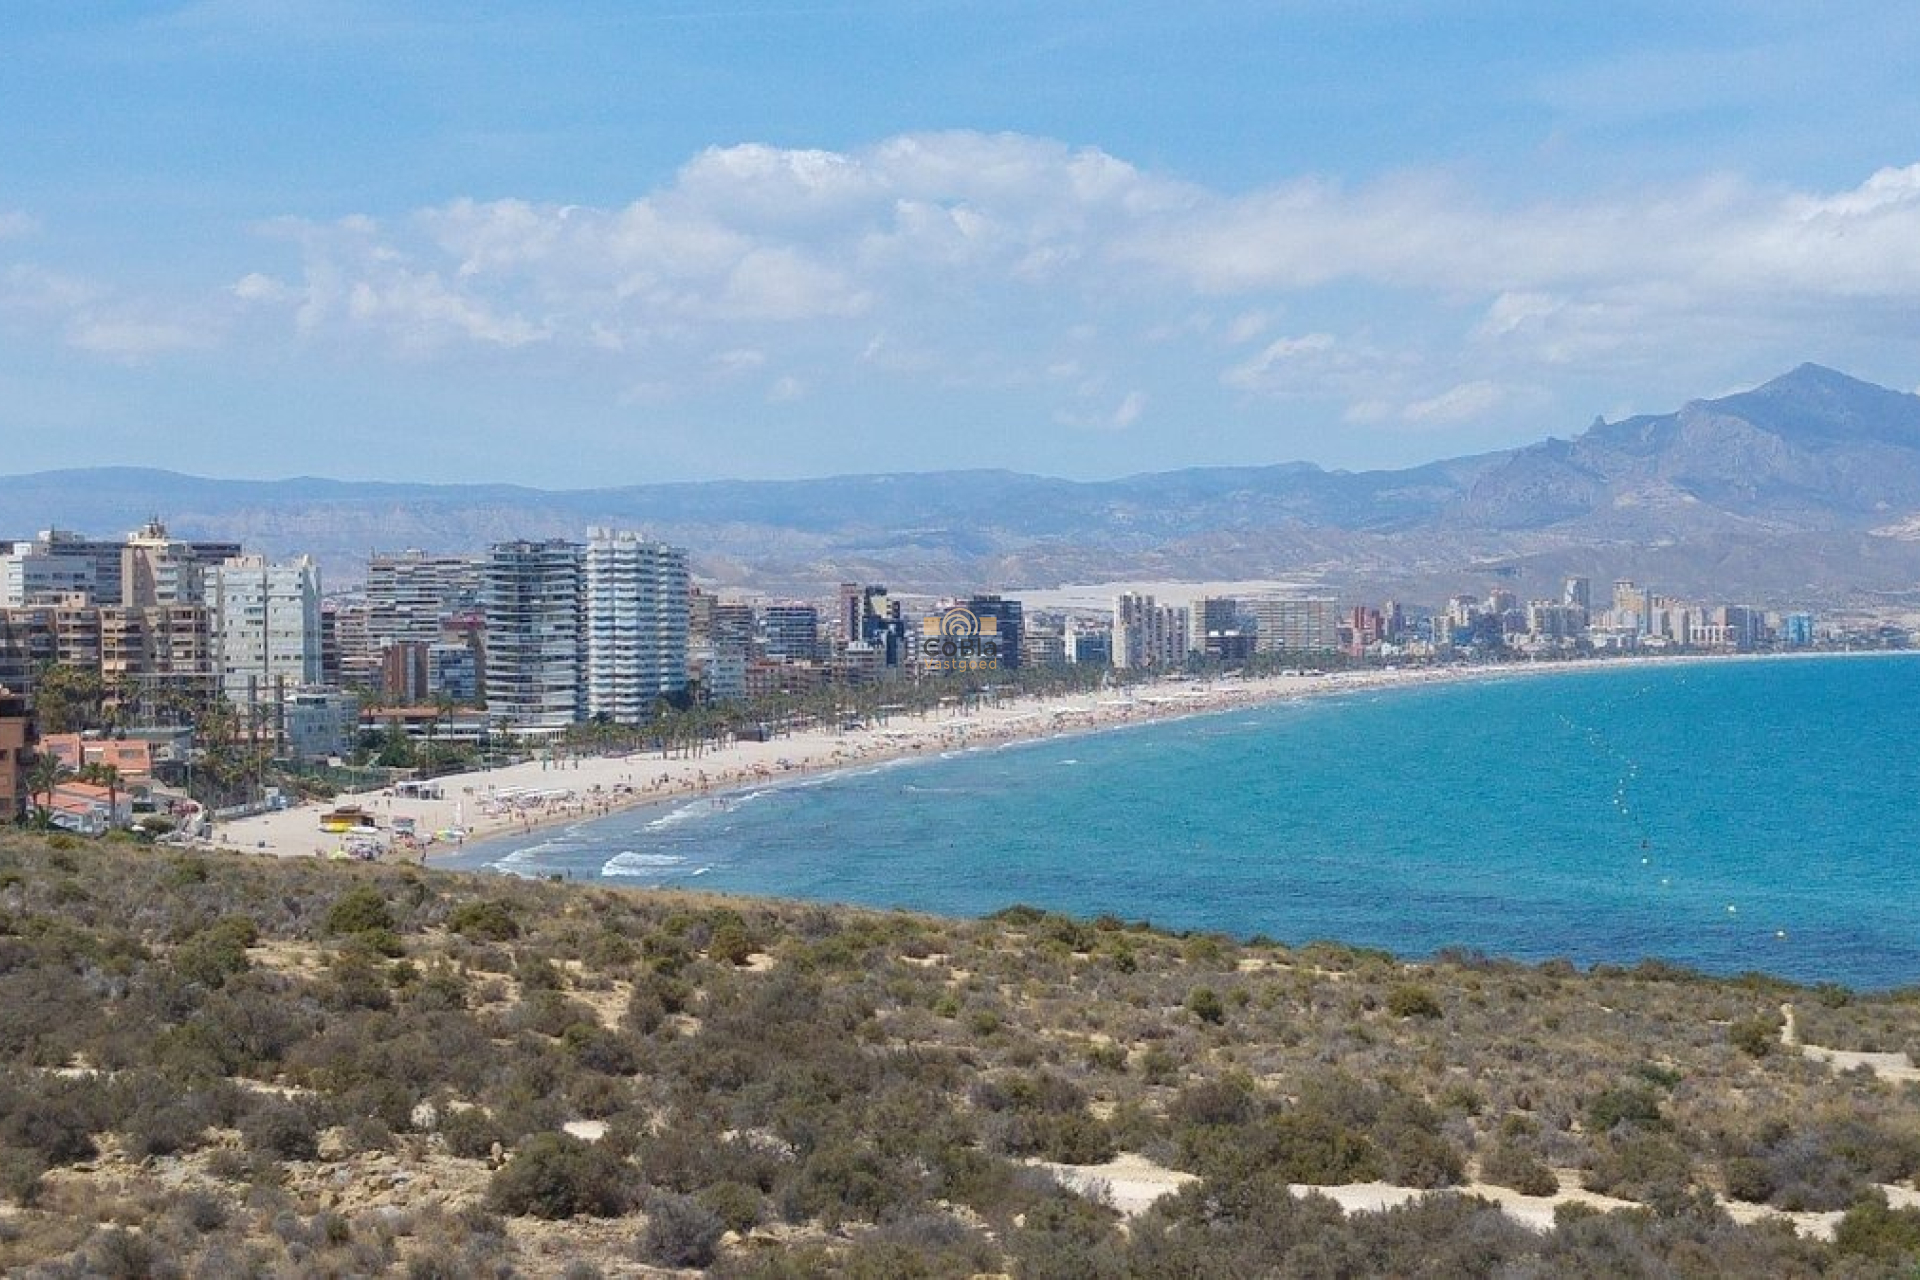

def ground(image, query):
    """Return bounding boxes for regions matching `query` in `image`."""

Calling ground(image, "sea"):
[442,653,1920,990]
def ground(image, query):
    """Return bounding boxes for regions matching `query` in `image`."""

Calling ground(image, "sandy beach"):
[215,666,1462,862]
[214,651,1889,864]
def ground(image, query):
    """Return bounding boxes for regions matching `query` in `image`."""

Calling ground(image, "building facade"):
[483,539,585,733]
[1114,593,1187,669]
[762,604,821,663]
[208,556,323,710]
[584,529,690,724]
[367,550,483,647]
[0,686,27,822]
[1249,596,1340,654]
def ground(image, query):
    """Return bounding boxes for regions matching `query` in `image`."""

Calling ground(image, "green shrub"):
[1186,986,1225,1025]
[1729,1016,1778,1058]
[325,885,395,936]
[561,1023,639,1076]
[1585,1085,1665,1134]
[1582,1132,1693,1204]
[697,1179,764,1233]
[1386,984,1442,1019]
[637,1188,724,1268]
[1481,1142,1558,1197]
[708,916,754,966]
[172,917,257,989]
[441,1107,505,1160]
[488,1133,633,1219]
[240,1099,319,1161]
[1835,1194,1920,1264]
[1722,1155,1775,1204]
[1379,1123,1463,1189]
[448,900,520,942]
[345,926,406,959]
[1139,1045,1179,1086]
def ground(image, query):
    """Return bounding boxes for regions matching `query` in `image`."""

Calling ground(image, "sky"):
[4,1,1920,487]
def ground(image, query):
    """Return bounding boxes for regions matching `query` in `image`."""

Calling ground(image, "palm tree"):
[25,751,71,828]
[78,762,124,830]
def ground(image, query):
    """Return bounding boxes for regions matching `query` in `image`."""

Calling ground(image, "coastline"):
[213,648,1906,865]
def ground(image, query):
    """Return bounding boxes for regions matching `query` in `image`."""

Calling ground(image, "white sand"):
[216,666,1481,861]
[215,651,1886,864]
[1039,1151,1920,1242]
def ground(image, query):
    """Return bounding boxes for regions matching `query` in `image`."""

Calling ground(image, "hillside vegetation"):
[5,832,1920,1276]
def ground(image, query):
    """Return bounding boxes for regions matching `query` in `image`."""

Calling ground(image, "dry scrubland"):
[6,834,1920,1275]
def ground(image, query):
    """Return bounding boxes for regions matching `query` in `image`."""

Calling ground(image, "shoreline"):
[213,648,1908,865]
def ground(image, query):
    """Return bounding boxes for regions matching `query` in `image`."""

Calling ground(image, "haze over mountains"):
[7,364,1920,607]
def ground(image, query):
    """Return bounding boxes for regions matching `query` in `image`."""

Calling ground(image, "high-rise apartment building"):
[1065,623,1112,667]
[763,604,821,662]
[1249,596,1340,653]
[483,539,584,732]
[102,605,215,715]
[584,529,690,724]
[208,556,323,710]
[0,539,98,605]
[366,550,483,647]
[1114,593,1187,669]
[962,595,1025,671]
[122,520,242,608]
[1192,595,1254,662]
[840,583,908,668]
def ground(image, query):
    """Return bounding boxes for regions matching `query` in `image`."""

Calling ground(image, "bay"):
[444,653,1920,989]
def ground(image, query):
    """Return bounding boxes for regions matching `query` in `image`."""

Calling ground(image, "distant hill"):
[7,364,1920,605]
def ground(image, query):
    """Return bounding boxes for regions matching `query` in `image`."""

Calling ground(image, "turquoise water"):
[445,654,1920,989]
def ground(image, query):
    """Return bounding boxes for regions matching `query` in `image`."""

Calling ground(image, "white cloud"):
[1111,390,1147,428]
[1223,310,1271,344]
[221,133,1920,419]
[0,211,38,240]
[1,264,101,312]
[345,270,547,349]
[2,265,215,362]
[767,375,806,403]
[1402,380,1506,424]
[67,315,208,358]
[231,271,291,302]
[709,347,766,374]
[1222,332,1341,393]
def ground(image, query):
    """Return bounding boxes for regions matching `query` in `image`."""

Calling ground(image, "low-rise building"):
[46,779,132,835]
[286,688,360,760]
[37,733,154,786]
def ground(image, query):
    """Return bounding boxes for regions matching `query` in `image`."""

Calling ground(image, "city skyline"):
[4,4,1920,486]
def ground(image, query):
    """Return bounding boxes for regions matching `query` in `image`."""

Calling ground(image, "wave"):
[646,804,712,831]
[494,839,574,867]
[601,850,690,878]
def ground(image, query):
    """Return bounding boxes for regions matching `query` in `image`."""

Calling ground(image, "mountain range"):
[6,363,1920,608]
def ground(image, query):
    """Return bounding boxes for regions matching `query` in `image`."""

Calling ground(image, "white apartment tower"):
[209,555,323,709]
[584,529,691,724]
[484,540,584,733]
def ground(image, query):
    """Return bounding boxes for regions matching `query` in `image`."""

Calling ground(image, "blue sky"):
[4,1,1920,486]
